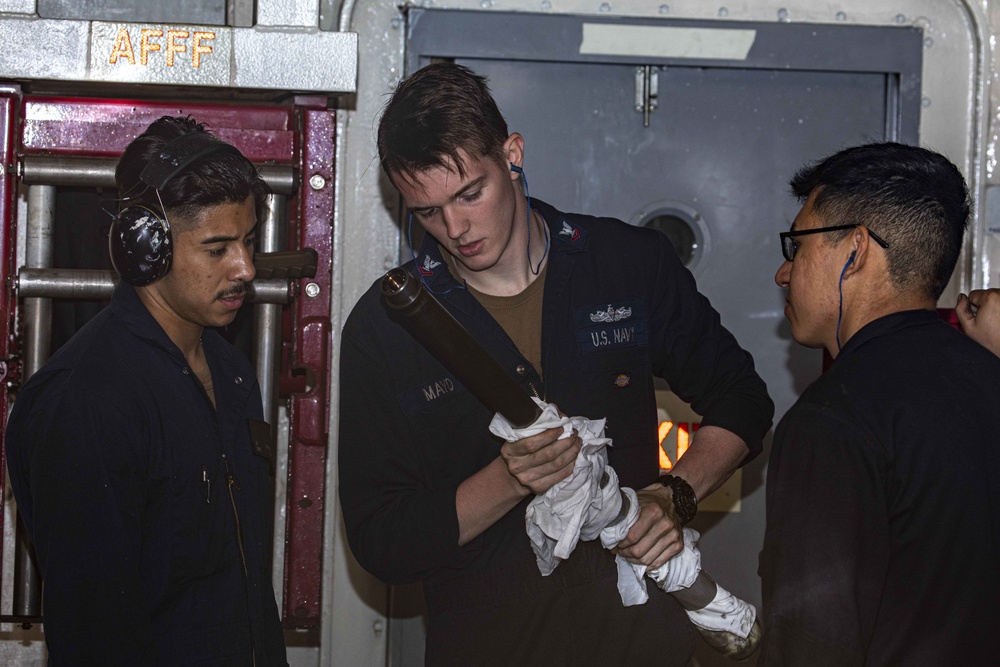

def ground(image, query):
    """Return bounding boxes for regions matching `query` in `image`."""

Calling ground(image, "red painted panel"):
[21,98,296,162]
[283,108,334,627]
[937,307,960,330]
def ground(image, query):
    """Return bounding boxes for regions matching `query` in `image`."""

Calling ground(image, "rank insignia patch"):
[555,218,587,248]
[418,255,441,276]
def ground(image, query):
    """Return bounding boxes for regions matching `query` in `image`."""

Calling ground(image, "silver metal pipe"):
[253,194,286,427]
[253,196,287,613]
[24,186,55,377]
[12,514,40,622]
[17,268,116,299]
[20,157,117,188]
[20,156,297,194]
[258,165,297,195]
[15,184,56,618]
[249,278,292,305]
[17,269,291,304]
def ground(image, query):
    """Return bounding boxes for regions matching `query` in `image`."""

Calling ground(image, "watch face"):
[662,475,697,525]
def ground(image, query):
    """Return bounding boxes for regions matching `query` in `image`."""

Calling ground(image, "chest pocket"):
[570,300,655,463]
[171,457,228,584]
[573,298,651,413]
[573,299,649,356]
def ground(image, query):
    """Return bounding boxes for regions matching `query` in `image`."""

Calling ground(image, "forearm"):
[456,456,530,546]
[456,420,584,545]
[669,425,748,500]
[653,252,773,462]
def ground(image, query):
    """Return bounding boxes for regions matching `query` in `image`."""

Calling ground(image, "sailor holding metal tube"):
[382,268,761,655]
[339,63,773,665]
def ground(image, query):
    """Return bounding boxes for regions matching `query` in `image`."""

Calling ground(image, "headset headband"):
[139,131,243,191]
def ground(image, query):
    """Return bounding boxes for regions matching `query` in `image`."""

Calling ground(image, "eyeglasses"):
[779,224,889,262]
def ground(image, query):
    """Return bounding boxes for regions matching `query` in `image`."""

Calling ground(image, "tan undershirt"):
[465,263,547,377]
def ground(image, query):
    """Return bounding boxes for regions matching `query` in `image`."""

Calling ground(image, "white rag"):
[489,397,755,637]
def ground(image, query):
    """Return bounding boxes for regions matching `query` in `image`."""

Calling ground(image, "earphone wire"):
[515,166,549,275]
[153,188,171,233]
[836,257,852,351]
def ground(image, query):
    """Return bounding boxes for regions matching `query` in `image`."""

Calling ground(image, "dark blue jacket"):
[5,282,286,666]
[339,199,772,630]
[760,310,1000,665]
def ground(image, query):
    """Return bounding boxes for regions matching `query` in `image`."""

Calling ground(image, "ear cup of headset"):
[110,130,243,286]
[109,204,172,286]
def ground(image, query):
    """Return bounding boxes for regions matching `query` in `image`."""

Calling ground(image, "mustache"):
[216,281,249,300]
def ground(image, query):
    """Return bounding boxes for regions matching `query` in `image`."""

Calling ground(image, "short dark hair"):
[376,63,509,185]
[115,115,270,232]
[790,142,970,300]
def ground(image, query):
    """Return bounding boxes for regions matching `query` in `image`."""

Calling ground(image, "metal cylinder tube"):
[17,269,291,304]
[24,186,55,377]
[671,570,720,611]
[248,278,292,305]
[17,268,116,299]
[253,194,286,427]
[20,156,297,194]
[14,184,55,618]
[381,268,542,428]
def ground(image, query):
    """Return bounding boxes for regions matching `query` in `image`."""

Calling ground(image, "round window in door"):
[629,201,711,277]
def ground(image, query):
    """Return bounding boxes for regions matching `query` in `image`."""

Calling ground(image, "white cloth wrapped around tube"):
[599,502,755,636]
[489,397,755,637]
[596,487,701,604]
[488,399,618,574]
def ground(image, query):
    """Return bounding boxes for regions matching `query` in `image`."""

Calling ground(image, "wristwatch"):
[658,474,697,526]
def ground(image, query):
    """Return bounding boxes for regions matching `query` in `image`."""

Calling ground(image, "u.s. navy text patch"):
[574,299,649,354]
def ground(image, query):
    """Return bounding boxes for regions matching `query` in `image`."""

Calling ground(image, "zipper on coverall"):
[223,454,257,667]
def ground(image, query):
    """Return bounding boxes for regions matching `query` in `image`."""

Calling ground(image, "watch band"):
[659,474,698,526]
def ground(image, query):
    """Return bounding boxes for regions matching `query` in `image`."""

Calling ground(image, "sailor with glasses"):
[760,142,999,666]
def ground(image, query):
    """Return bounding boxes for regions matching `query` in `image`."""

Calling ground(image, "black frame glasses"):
[779,224,889,262]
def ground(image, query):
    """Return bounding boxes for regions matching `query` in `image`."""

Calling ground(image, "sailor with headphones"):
[109,127,246,286]
[5,116,288,665]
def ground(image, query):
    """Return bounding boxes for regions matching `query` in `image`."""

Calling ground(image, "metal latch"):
[634,65,659,128]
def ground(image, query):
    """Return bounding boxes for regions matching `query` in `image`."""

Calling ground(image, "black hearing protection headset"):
[109,131,242,286]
